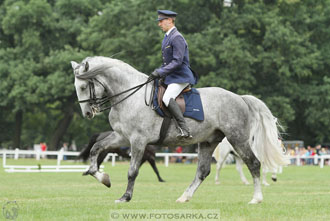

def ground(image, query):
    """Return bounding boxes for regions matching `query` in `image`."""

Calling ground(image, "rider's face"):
[158,18,174,32]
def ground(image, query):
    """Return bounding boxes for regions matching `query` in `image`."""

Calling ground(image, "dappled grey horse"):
[71,56,289,204]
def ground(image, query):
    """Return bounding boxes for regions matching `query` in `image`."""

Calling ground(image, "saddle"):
[157,81,191,114]
[150,79,203,145]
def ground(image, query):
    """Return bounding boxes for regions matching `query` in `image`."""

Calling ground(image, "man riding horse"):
[150,10,197,139]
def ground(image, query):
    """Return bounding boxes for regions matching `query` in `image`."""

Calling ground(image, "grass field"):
[1,158,330,220]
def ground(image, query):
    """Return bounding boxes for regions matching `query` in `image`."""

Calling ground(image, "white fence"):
[289,155,330,168]
[1,149,330,173]
[0,149,117,173]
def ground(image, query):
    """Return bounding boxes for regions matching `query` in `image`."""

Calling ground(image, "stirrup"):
[177,127,193,139]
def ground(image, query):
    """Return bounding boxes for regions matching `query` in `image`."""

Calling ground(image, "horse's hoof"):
[159,179,165,182]
[248,198,262,204]
[102,173,111,188]
[263,182,270,186]
[82,170,90,176]
[176,198,189,203]
[215,181,220,185]
[115,199,128,203]
[115,193,131,203]
[176,195,190,203]
[243,181,250,185]
[272,177,277,182]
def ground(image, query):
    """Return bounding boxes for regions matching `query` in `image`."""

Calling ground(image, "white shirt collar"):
[166,26,175,36]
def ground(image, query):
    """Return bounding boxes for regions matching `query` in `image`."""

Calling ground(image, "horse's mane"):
[75,56,145,80]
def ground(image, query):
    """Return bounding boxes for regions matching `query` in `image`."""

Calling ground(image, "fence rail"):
[0,149,117,173]
[1,149,330,172]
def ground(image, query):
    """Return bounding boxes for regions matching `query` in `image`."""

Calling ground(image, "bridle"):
[76,68,154,112]
[77,78,110,113]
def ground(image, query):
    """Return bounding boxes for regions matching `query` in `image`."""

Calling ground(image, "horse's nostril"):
[86,112,92,117]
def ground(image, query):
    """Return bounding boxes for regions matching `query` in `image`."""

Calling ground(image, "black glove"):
[148,70,160,81]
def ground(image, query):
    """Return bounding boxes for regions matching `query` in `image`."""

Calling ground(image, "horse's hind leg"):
[148,158,165,182]
[176,142,216,203]
[229,138,262,204]
[271,172,277,182]
[262,168,270,186]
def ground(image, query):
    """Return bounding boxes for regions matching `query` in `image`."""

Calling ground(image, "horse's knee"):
[198,165,211,180]
[128,170,139,181]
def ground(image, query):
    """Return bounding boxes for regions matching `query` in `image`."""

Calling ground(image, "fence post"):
[57,149,63,171]
[320,156,324,168]
[3,152,6,168]
[296,155,300,166]
[14,148,19,160]
[314,154,318,165]
[112,154,116,167]
[36,150,40,161]
[165,154,169,167]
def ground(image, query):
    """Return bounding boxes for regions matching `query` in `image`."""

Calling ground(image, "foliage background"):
[0,0,329,149]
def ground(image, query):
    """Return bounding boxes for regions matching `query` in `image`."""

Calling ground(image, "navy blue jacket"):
[156,28,197,85]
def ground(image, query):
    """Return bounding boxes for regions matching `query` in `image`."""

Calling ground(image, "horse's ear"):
[84,62,89,72]
[71,61,78,70]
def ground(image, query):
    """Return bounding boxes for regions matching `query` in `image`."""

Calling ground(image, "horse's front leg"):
[115,142,146,203]
[83,131,127,188]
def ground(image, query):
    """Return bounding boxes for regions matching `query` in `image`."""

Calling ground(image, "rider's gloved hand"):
[148,70,160,81]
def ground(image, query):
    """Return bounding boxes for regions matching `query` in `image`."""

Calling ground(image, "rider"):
[150,9,197,139]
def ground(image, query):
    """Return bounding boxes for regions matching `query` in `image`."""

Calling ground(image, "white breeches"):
[163,83,189,107]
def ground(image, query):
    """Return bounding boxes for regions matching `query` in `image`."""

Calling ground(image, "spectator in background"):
[315,144,321,155]
[175,146,183,163]
[61,143,68,160]
[290,148,296,164]
[299,147,307,165]
[40,142,47,159]
[319,147,329,165]
[69,140,77,151]
[305,146,315,165]
[163,146,169,153]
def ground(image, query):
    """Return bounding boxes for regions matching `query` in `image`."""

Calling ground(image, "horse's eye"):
[81,85,87,91]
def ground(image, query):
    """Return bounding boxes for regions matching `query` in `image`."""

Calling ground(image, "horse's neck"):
[101,66,146,96]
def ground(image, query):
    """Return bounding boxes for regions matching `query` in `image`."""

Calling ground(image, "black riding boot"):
[167,98,192,138]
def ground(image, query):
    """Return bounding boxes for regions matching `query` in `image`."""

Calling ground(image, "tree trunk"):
[13,110,23,149]
[48,102,74,150]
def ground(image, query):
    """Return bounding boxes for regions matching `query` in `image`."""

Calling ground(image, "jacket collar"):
[162,27,177,49]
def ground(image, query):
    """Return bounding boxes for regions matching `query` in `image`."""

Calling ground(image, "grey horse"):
[71,56,289,204]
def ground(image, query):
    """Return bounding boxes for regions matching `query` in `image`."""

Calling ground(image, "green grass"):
[1,158,330,220]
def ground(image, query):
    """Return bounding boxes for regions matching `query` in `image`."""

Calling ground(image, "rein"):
[78,77,155,112]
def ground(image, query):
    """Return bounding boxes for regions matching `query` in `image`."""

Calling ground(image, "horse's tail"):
[241,95,290,171]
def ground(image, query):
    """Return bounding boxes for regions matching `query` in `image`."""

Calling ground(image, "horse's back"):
[196,87,251,139]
